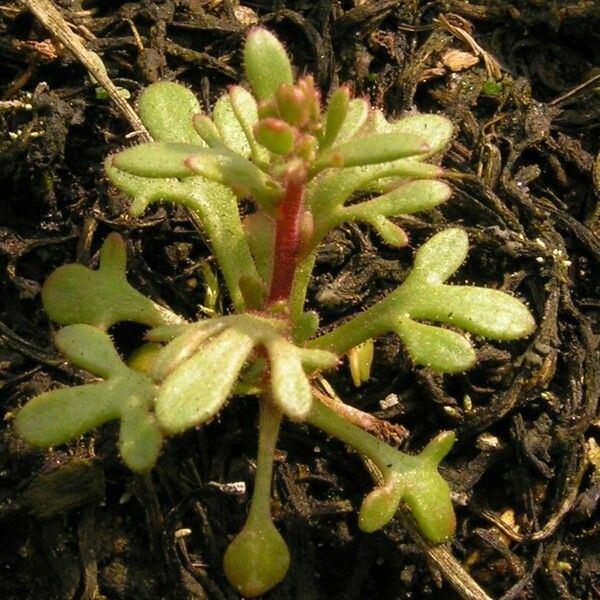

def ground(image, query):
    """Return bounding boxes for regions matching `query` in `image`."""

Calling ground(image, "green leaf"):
[156,328,254,434]
[119,404,163,473]
[298,347,338,372]
[42,234,181,329]
[359,477,405,533]
[314,131,430,172]
[254,118,295,155]
[275,83,310,126]
[150,320,226,381]
[320,87,350,149]
[411,285,536,341]
[407,228,469,285]
[347,180,452,218]
[365,215,409,247]
[213,87,263,159]
[388,114,453,156]
[265,337,313,420]
[402,436,456,543]
[393,318,476,373]
[111,143,198,178]
[223,518,290,597]
[192,113,225,148]
[243,210,274,285]
[14,326,161,473]
[137,82,205,145]
[185,149,283,207]
[55,324,125,378]
[15,381,120,447]
[244,28,293,101]
[333,98,369,143]
[105,163,261,312]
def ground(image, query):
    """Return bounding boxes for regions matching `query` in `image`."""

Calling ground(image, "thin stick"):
[19,0,150,141]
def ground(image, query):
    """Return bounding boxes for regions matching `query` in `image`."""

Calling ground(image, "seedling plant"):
[15,28,535,597]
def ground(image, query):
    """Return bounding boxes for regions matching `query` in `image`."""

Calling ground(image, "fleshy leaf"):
[307,400,457,542]
[389,114,453,156]
[111,143,198,178]
[394,318,476,373]
[105,164,260,312]
[359,477,405,533]
[314,131,430,172]
[192,113,225,148]
[15,381,121,447]
[401,432,456,542]
[365,215,409,247]
[119,403,163,473]
[244,28,293,101]
[254,118,295,155]
[151,320,227,381]
[156,328,255,434]
[308,228,535,370]
[213,87,266,160]
[410,285,537,341]
[185,149,282,206]
[223,518,290,597]
[406,228,469,285]
[55,323,126,378]
[346,180,452,218]
[265,337,313,419]
[320,87,350,149]
[333,98,369,143]
[15,325,161,473]
[137,82,205,145]
[42,233,181,329]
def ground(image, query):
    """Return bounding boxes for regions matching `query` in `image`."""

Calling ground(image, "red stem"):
[267,179,305,304]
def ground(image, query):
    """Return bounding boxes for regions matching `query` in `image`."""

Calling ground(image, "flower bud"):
[254,117,296,155]
[275,83,309,127]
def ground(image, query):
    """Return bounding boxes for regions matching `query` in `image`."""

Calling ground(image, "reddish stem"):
[267,179,305,304]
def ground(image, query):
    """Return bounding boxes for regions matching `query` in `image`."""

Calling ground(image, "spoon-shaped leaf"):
[111,143,199,178]
[265,337,313,419]
[388,114,453,156]
[406,228,469,285]
[320,86,350,149]
[313,131,430,173]
[137,81,205,145]
[346,180,452,219]
[410,285,536,341]
[244,28,293,101]
[54,322,127,378]
[155,328,255,434]
[223,518,290,597]
[393,318,476,373]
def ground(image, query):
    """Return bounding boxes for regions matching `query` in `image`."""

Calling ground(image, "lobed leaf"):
[137,82,205,145]
[15,325,161,473]
[42,234,181,329]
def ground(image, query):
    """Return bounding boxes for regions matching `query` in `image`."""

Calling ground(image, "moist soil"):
[1,1,600,599]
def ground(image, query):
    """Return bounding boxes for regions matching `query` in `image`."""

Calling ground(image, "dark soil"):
[2,1,600,599]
